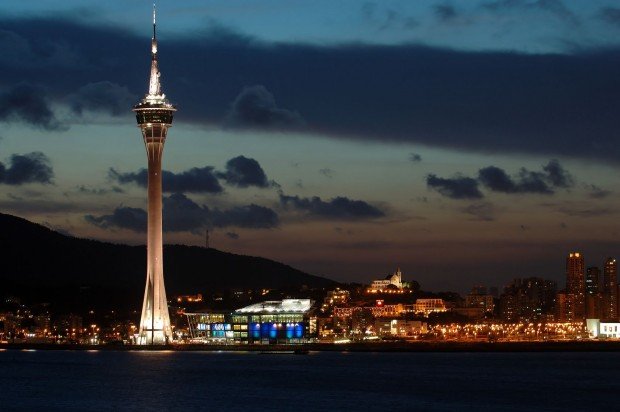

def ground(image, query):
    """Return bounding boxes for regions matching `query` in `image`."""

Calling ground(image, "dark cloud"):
[478,166,551,194]
[211,203,279,229]
[483,0,579,24]
[540,201,616,218]
[478,160,573,194]
[1,17,619,161]
[279,193,385,220]
[86,193,279,233]
[361,3,418,31]
[535,0,579,24]
[6,193,23,201]
[0,198,83,214]
[109,166,223,193]
[513,169,552,194]
[319,168,335,178]
[0,83,64,130]
[434,4,458,22]
[226,232,240,239]
[409,153,422,162]
[477,166,518,193]
[111,156,272,192]
[68,81,135,116]
[162,192,209,233]
[585,184,611,199]
[76,185,124,195]
[334,227,354,235]
[0,152,54,185]
[85,206,147,232]
[556,206,615,218]
[461,202,496,221]
[600,7,620,27]
[426,174,483,199]
[216,155,269,188]
[542,159,573,188]
[224,85,304,130]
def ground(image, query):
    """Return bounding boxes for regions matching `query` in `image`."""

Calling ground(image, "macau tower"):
[132,6,176,345]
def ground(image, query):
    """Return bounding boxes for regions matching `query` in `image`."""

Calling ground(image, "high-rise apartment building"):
[566,252,585,321]
[499,278,557,322]
[586,267,600,294]
[585,266,602,319]
[603,257,618,320]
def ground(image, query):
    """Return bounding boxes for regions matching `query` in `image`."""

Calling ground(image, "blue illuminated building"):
[185,299,314,344]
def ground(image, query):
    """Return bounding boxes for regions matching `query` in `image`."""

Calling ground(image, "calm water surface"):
[0,350,616,411]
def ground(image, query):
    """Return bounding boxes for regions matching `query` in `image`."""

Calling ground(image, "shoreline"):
[2,340,620,353]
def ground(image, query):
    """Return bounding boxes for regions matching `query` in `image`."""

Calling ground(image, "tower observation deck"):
[133,5,176,345]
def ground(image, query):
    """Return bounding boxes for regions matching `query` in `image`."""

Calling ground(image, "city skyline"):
[1,1,620,291]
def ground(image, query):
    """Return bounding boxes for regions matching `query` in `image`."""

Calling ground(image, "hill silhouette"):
[0,213,335,311]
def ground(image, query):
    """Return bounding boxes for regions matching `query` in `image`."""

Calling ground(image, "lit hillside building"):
[367,268,406,293]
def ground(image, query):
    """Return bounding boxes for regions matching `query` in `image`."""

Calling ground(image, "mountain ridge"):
[0,213,335,310]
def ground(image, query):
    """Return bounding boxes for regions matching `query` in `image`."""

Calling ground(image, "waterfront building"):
[334,303,406,319]
[452,307,486,320]
[585,293,603,320]
[185,299,314,344]
[599,322,620,338]
[413,299,447,316]
[555,291,567,322]
[176,294,203,304]
[470,286,487,295]
[566,252,585,321]
[325,288,350,305]
[375,319,427,337]
[465,287,495,313]
[586,267,600,294]
[603,257,618,320]
[54,314,83,339]
[586,319,620,338]
[34,314,51,336]
[500,278,557,322]
[585,266,602,319]
[334,299,446,322]
[133,6,177,344]
[321,288,350,313]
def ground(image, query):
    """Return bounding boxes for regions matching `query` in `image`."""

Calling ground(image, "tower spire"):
[148,3,161,97]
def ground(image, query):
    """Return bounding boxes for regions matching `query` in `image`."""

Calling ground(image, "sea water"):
[0,350,615,411]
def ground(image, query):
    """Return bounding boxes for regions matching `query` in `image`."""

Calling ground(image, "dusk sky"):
[1,0,620,291]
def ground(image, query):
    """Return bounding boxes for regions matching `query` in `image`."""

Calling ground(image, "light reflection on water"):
[0,350,617,411]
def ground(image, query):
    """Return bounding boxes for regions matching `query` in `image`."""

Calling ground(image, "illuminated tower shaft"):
[133,6,176,345]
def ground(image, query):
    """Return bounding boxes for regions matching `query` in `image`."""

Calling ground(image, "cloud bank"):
[0,17,619,161]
